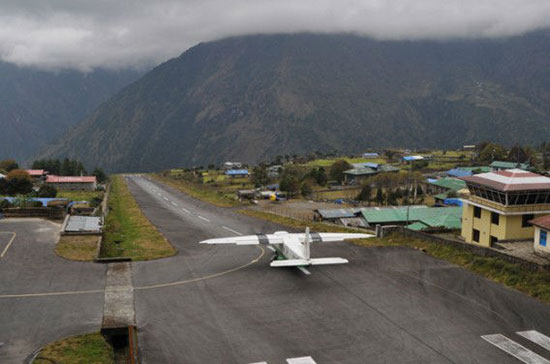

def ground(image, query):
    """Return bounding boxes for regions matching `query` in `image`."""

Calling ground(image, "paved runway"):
[128,175,550,364]
[0,219,106,362]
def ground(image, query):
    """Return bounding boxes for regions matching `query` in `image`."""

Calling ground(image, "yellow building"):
[460,169,550,247]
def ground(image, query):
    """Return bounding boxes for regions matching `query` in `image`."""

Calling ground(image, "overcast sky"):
[1,0,550,72]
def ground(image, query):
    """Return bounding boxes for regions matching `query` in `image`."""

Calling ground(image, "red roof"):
[530,215,550,230]
[46,175,96,183]
[461,169,550,192]
[26,169,46,176]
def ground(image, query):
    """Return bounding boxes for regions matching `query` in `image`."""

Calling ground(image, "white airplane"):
[199,227,373,274]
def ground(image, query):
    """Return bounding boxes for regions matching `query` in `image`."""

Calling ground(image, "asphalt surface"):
[0,218,106,363]
[128,175,550,364]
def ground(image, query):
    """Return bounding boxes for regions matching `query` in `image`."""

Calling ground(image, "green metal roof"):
[434,193,448,200]
[489,161,530,170]
[344,167,378,176]
[430,177,466,191]
[459,166,491,173]
[407,222,430,231]
[361,206,462,224]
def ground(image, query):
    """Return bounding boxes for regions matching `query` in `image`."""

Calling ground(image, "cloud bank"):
[1,0,550,71]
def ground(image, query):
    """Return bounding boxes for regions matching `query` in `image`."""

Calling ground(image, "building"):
[529,215,550,256]
[45,175,97,191]
[490,161,530,171]
[427,177,467,195]
[223,162,242,170]
[26,169,47,183]
[362,152,379,158]
[225,169,249,178]
[460,169,550,247]
[403,155,424,162]
[360,206,462,228]
[344,164,399,184]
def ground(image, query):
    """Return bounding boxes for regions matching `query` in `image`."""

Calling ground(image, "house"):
[428,177,467,195]
[225,169,249,178]
[490,161,530,171]
[344,164,400,183]
[26,169,47,183]
[463,145,476,150]
[403,155,424,162]
[223,162,242,170]
[362,152,379,158]
[460,169,550,247]
[45,175,97,191]
[529,215,550,257]
[267,165,282,178]
[360,206,462,229]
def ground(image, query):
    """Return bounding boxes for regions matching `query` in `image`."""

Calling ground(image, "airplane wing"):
[199,234,284,246]
[270,257,348,267]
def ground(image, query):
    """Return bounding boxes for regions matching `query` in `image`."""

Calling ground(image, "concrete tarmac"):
[0,219,106,362]
[128,175,550,364]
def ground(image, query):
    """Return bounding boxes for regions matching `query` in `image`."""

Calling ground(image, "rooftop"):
[361,206,461,224]
[461,169,550,192]
[490,161,530,170]
[344,167,378,176]
[529,215,550,230]
[430,177,467,191]
[225,169,249,175]
[46,175,97,183]
[26,169,46,176]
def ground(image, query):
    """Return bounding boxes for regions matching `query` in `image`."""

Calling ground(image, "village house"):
[45,175,97,191]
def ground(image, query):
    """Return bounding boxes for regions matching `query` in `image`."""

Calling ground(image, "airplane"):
[199,227,373,274]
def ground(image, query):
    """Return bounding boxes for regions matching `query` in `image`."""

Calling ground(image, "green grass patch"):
[151,174,243,207]
[56,235,100,261]
[57,190,104,202]
[102,175,175,260]
[353,233,550,303]
[33,332,113,364]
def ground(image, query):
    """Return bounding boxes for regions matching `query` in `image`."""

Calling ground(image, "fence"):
[1,207,66,220]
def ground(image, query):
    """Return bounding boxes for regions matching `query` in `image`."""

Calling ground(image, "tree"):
[251,165,269,187]
[280,174,300,198]
[6,169,31,181]
[356,183,372,205]
[300,181,313,198]
[507,144,536,165]
[478,143,508,163]
[92,168,107,184]
[3,169,32,195]
[36,185,57,198]
[0,159,19,172]
[375,188,384,206]
[329,160,352,183]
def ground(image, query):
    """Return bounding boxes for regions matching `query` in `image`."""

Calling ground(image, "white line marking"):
[248,362,268,364]
[287,357,317,364]
[0,232,17,258]
[171,202,177,206]
[221,226,243,235]
[482,334,550,364]
[518,331,550,352]
[181,207,191,213]
[163,196,169,201]
[197,215,210,222]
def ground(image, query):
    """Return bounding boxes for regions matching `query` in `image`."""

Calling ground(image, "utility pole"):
[406,160,412,227]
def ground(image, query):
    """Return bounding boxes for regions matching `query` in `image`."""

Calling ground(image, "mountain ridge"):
[43,32,550,172]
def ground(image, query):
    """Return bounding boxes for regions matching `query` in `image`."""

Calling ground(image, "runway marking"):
[181,207,191,213]
[0,247,265,299]
[163,196,169,201]
[0,232,17,258]
[221,226,243,235]
[134,246,265,290]
[518,331,550,352]
[287,357,317,364]
[197,215,210,222]
[171,202,177,207]
[482,334,550,364]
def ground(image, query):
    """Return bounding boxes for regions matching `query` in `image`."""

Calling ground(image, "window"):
[491,212,499,225]
[472,229,480,243]
[522,214,534,228]
[541,230,547,247]
[490,236,498,245]
[474,206,481,219]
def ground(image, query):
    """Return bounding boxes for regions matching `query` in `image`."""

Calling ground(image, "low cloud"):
[1,0,550,71]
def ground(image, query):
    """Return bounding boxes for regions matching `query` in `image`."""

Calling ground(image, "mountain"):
[43,32,550,172]
[0,61,142,161]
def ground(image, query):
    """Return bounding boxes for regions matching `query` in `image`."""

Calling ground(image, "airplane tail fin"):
[304,227,311,260]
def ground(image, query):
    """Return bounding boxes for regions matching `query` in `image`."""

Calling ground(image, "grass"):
[102,175,175,260]
[56,235,101,261]
[57,190,104,202]
[33,332,113,364]
[151,173,243,207]
[351,233,550,303]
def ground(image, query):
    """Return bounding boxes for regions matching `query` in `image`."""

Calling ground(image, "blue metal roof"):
[447,168,472,178]
[225,169,249,175]
[403,155,424,161]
